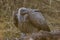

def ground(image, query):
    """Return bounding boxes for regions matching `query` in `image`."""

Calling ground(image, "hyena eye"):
[21,9,26,12]
[20,9,28,15]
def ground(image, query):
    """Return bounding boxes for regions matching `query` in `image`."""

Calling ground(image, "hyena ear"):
[33,9,40,12]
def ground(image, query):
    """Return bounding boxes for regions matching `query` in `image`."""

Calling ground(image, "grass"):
[0,0,60,40]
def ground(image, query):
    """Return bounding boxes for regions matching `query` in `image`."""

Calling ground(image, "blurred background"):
[0,0,60,40]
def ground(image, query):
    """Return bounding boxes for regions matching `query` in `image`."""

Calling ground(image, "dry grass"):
[0,0,60,40]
